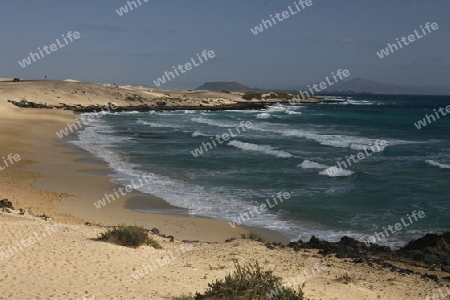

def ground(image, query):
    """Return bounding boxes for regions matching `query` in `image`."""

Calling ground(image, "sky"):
[1,0,449,89]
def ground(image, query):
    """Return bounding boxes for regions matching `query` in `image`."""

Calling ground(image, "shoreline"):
[1,79,449,299]
[16,107,289,243]
[0,88,441,248]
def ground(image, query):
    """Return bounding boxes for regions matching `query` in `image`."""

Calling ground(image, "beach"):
[0,80,449,299]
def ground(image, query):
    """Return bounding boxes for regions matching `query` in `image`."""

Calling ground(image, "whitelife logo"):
[153,50,215,87]
[0,154,21,171]
[228,192,291,228]
[376,22,439,59]
[414,104,450,129]
[18,31,81,68]
[116,0,149,16]
[250,0,313,35]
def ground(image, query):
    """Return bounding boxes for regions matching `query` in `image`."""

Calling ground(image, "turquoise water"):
[71,95,450,248]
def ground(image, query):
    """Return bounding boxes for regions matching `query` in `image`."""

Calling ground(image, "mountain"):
[317,78,450,95]
[195,82,255,92]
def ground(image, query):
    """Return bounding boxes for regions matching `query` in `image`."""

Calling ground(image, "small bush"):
[96,225,162,249]
[337,272,355,284]
[193,262,305,299]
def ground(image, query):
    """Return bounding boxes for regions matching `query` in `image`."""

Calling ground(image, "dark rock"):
[424,254,441,265]
[0,199,14,210]
[151,228,160,235]
[182,240,199,243]
[38,214,51,221]
[287,231,450,279]
[444,256,450,266]
[421,274,440,282]
[13,78,20,82]
[166,235,174,242]
[265,243,275,250]
[398,232,450,268]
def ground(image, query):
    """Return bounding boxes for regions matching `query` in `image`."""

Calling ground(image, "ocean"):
[70,94,450,248]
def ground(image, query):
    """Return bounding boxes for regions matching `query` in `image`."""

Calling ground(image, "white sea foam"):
[425,160,450,169]
[228,140,293,158]
[286,110,302,115]
[191,117,234,128]
[256,113,271,119]
[319,166,354,177]
[136,119,171,128]
[298,160,328,169]
[252,124,393,152]
[346,100,374,105]
[192,131,208,137]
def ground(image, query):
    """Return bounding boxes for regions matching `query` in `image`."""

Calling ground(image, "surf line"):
[190,121,253,157]
[228,192,291,228]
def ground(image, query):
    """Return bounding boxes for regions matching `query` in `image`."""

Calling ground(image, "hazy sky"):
[1,0,449,89]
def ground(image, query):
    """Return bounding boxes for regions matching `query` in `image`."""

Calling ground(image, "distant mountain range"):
[316,78,450,95]
[195,79,450,95]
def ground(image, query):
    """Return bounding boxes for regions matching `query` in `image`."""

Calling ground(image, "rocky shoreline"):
[7,97,346,112]
[263,233,450,282]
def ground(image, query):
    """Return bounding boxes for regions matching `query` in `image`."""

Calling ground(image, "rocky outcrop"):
[282,233,450,275]
[0,199,14,210]
[397,232,450,272]
[8,99,269,112]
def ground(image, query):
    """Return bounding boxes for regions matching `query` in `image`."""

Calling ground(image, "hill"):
[195,82,254,92]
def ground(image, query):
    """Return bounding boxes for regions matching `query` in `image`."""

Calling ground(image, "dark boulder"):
[0,199,14,210]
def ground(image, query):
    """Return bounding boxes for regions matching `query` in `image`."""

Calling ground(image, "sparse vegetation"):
[192,262,305,299]
[240,231,266,243]
[337,272,355,284]
[125,94,146,103]
[96,225,162,249]
[242,92,262,100]
[268,92,292,99]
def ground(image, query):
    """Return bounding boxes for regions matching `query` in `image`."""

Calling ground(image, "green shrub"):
[242,92,262,100]
[96,225,162,249]
[193,262,305,300]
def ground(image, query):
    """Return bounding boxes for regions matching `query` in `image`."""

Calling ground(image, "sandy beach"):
[0,80,449,299]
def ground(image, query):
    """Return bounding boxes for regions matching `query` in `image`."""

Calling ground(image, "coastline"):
[3,102,286,243]
[1,80,449,299]
[26,111,287,242]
